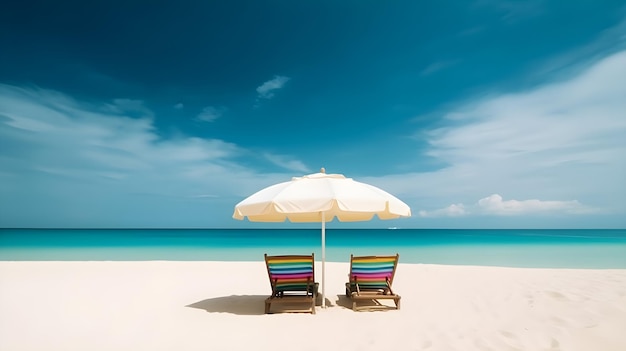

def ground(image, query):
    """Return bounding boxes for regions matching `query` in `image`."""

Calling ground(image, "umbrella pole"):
[321,211,326,308]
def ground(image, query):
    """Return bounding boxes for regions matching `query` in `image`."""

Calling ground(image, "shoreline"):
[1,261,625,350]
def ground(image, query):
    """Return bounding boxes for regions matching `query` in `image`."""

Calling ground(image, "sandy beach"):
[1,261,625,351]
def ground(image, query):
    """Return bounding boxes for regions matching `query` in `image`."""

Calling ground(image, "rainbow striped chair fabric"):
[345,254,401,311]
[264,253,318,314]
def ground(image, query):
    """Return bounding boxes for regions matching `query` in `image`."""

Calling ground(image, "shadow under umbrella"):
[188,294,335,315]
[186,295,267,315]
[335,295,399,312]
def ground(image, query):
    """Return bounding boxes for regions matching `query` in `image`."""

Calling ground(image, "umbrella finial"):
[320,167,326,174]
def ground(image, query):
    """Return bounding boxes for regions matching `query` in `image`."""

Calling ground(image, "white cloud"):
[373,49,626,226]
[0,84,302,227]
[425,51,626,168]
[477,194,586,215]
[420,60,460,76]
[0,85,239,178]
[530,17,626,83]
[196,106,222,122]
[419,203,466,218]
[188,194,218,198]
[419,194,587,217]
[474,0,544,23]
[107,99,152,116]
[256,75,290,99]
[174,103,184,109]
[263,153,310,173]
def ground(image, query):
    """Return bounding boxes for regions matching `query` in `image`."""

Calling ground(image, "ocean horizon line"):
[2,227,625,230]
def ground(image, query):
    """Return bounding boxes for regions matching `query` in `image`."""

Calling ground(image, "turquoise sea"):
[1,229,625,268]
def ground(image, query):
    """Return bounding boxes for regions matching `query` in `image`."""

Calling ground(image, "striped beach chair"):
[345,254,401,311]
[264,253,318,314]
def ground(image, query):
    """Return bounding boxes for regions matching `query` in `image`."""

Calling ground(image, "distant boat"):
[388,227,399,230]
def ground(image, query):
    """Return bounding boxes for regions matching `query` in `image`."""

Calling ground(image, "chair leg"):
[395,298,401,310]
[265,300,271,314]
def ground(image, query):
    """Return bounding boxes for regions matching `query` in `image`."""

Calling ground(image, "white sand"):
[1,261,625,351]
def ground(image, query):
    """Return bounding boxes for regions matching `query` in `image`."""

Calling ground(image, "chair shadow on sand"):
[335,295,399,312]
[187,295,267,315]
[187,294,333,315]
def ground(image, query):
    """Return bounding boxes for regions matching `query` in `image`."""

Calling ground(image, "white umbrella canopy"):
[232,168,411,308]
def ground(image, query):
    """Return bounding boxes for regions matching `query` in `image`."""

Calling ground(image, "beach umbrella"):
[232,168,411,308]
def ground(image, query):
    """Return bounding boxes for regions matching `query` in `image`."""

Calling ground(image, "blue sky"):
[1,1,625,228]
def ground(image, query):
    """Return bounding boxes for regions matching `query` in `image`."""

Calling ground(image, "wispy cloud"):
[0,84,295,227]
[419,203,466,218]
[419,194,587,217]
[497,1,544,22]
[426,51,626,168]
[174,103,184,110]
[374,49,626,223]
[530,17,626,81]
[458,26,484,37]
[474,0,545,23]
[0,85,239,175]
[420,60,460,76]
[256,75,290,99]
[263,153,310,173]
[188,194,218,198]
[196,106,223,122]
[105,99,153,117]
